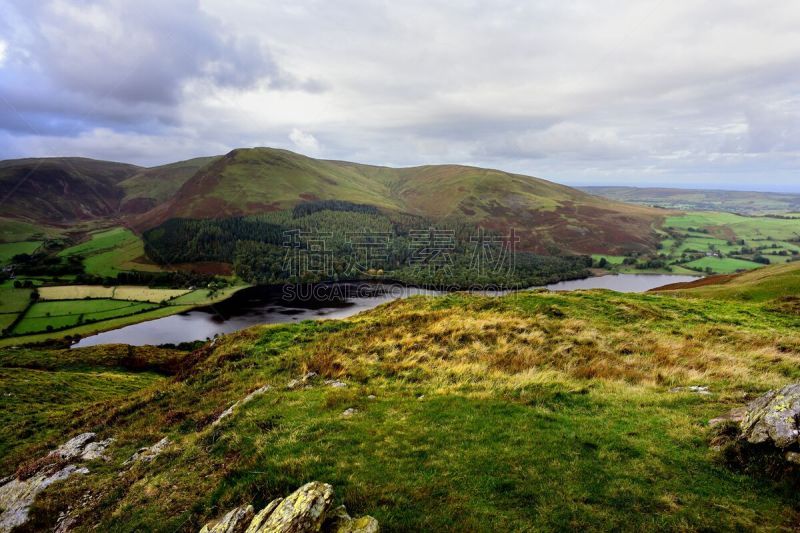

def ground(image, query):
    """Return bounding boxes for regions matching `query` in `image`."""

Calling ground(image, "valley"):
[1,149,799,532]
[1,149,797,346]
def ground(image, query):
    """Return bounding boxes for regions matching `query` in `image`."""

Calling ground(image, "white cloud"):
[0,40,7,66]
[289,128,320,154]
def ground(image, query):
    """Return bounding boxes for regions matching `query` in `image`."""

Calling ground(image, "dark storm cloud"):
[0,0,301,136]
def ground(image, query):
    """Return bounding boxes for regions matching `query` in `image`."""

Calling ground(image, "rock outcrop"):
[740,383,800,451]
[199,482,378,533]
[213,385,272,427]
[123,437,171,466]
[0,433,113,532]
[711,383,800,472]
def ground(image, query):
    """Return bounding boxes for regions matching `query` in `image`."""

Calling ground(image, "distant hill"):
[0,158,140,224]
[0,149,668,255]
[581,186,800,215]
[138,147,664,254]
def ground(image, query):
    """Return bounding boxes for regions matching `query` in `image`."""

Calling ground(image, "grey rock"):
[341,408,357,418]
[124,437,171,465]
[213,385,272,427]
[324,380,347,388]
[80,438,115,461]
[51,433,97,461]
[326,505,379,533]
[785,451,800,464]
[709,407,747,428]
[200,505,254,533]
[669,385,711,395]
[0,432,115,531]
[206,482,379,533]
[740,383,800,448]
[0,465,88,531]
[334,515,380,533]
[287,372,318,390]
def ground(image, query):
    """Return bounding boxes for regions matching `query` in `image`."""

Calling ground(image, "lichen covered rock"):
[255,481,333,532]
[200,482,378,533]
[740,383,800,448]
[200,505,255,533]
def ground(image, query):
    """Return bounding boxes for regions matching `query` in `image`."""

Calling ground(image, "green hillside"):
[141,147,664,255]
[118,156,221,213]
[3,284,800,530]
[655,260,800,302]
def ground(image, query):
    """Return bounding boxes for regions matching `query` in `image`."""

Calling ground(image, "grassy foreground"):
[2,269,800,530]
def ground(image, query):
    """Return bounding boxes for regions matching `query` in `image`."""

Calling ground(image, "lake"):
[72,274,698,347]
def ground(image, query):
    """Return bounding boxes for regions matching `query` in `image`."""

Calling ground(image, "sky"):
[1,1,800,192]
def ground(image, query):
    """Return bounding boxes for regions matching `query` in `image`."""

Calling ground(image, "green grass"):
[683,256,763,274]
[0,217,61,243]
[0,344,184,468]
[4,286,800,530]
[591,254,626,265]
[0,287,32,313]
[663,261,800,302]
[58,227,160,277]
[12,299,158,335]
[0,241,41,263]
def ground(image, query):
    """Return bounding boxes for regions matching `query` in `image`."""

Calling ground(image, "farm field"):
[12,299,158,335]
[38,285,189,303]
[682,256,763,274]
[59,227,163,277]
[655,212,800,274]
[0,241,41,263]
[0,283,248,344]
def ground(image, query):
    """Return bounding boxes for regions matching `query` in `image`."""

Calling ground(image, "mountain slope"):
[118,156,221,214]
[140,147,665,254]
[0,158,141,223]
[654,260,800,302]
[4,288,800,530]
[582,186,800,215]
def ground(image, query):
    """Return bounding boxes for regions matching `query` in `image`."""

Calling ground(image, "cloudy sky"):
[1,1,800,191]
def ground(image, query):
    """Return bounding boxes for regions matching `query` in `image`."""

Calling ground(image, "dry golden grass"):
[303,294,800,394]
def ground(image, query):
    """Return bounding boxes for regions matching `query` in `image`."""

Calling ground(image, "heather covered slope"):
[118,156,221,214]
[0,158,141,223]
[140,147,665,254]
[3,288,800,531]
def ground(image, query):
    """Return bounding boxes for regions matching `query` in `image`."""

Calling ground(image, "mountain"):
[581,186,800,215]
[118,156,221,214]
[0,157,141,224]
[138,147,664,254]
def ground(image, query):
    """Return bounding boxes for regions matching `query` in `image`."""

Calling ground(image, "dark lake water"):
[73,274,698,347]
